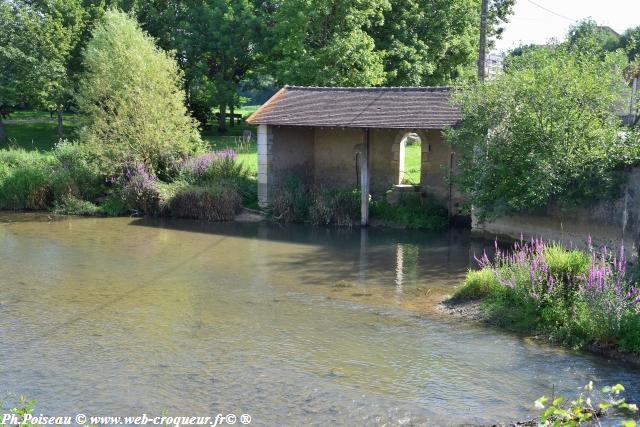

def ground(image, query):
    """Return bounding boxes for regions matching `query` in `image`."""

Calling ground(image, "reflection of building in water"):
[485,53,504,80]
[395,244,420,293]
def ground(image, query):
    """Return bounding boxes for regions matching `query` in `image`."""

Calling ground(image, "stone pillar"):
[391,133,405,184]
[257,124,274,208]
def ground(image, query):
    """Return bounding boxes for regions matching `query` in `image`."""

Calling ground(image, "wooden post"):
[360,128,370,226]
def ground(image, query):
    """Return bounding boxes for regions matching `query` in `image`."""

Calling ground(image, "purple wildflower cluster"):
[108,162,159,213]
[475,236,640,309]
[179,148,237,179]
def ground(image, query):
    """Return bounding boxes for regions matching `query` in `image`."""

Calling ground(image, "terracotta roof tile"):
[246,86,461,129]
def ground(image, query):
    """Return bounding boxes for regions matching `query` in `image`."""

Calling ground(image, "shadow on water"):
[128,217,497,288]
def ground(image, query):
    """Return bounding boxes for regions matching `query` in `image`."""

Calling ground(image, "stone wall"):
[474,168,640,260]
[257,124,465,215]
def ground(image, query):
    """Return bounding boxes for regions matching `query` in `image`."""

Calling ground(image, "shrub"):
[179,148,247,183]
[447,32,634,218]
[309,188,360,226]
[0,149,53,210]
[51,141,105,202]
[460,237,640,352]
[76,10,204,177]
[370,193,449,230]
[270,179,311,223]
[110,162,160,215]
[53,196,101,216]
[164,184,242,221]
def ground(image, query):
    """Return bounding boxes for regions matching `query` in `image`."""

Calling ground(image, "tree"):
[567,19,621,53]
[0,0,81,140]
[177,0,262,132]
[371,0,514,86]
[264,0,388,87]
[620,25,640,62]
[447,41,632,218]
[76,9,202,176]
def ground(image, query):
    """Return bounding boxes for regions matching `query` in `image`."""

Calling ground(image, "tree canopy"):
[448,32,635,218]
[76,9,202,176]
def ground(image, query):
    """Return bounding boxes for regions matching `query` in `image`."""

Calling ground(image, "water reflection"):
[0,214,638,426]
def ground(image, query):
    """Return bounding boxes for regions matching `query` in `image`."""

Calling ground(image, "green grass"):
[2,122,79,151]
[452,268,502,301]
[403,142,421,185]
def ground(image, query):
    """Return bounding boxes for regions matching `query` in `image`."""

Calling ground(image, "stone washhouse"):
[246,86,463,225]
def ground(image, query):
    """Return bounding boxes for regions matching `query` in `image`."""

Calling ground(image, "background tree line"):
[0,0,517,137]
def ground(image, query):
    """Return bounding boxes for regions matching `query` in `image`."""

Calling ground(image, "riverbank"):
[439,237,640,366]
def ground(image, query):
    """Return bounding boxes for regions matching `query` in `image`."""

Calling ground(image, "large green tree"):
[0,0,86,140]
[76,9,202,175]
[448,38,632,218]
[264,0,389,87]
[372,0,514,86]
[178,0,262,132]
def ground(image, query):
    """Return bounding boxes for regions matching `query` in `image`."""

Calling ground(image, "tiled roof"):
[246,86,461,129]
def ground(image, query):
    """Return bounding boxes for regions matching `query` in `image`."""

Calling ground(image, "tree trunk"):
[218,104,227,133]
[229,105,235,127]
[57,108,64,139]
[0,116,6,142]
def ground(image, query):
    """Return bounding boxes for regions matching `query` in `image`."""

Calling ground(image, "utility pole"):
[478,0,489,82]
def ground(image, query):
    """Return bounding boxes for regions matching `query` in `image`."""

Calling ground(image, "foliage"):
[0,1,81,108]
[161,182,242,221]
[76,9,203,177]
[0,149,54,210]
[451,268,501,301]
[448,36,633,219]
[372,0,514,86]
[370,193,450,230]
[177,0,261,131]
[265,0,388,86]
[179,148,247,183]
[453,237,640,352]
[308,188,361,227]
[620,26,640,62]
[534,381,638,426]
[270,179,312,223]
[109,162,161,215]
[51,140,105,201]
[53,195,101,215]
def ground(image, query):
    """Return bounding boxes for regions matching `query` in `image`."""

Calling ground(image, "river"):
[1,214,638,425]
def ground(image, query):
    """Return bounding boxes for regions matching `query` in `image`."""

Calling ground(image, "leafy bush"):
[163,183,242,221]
[447,33,635,219]
[370,193,449,230]
[454,237,640,352]
[109,162,161,215]
[270,179,311,223]
[309,188,360,226]
[53,195,101,215]
[534,381,638,426]
[51,140,105,202]
[0,149,53,210]
[76,10,204,177]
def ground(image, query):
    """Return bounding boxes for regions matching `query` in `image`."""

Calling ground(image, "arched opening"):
[399,132,422,185]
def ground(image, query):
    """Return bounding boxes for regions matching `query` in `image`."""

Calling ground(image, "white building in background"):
[485,53,505,80]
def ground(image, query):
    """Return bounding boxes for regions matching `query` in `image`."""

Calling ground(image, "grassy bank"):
[0,144,255,218]
[448,238,640,354]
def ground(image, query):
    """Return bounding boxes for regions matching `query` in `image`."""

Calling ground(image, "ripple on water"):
[1,215,639,425]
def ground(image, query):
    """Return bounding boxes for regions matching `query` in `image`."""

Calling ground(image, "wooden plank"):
[360,128,370,226]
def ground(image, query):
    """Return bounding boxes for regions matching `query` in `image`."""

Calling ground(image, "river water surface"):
[1,214,639,425]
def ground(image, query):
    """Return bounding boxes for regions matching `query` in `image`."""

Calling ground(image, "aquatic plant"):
[455,237,640,352]
[534,382,638,426]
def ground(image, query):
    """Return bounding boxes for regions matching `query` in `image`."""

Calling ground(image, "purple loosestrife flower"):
[179,148,238,179]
